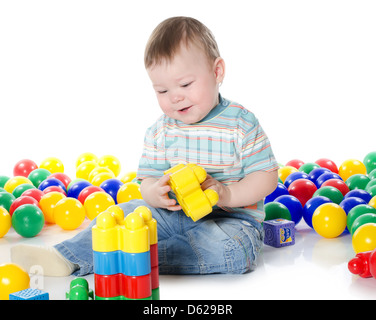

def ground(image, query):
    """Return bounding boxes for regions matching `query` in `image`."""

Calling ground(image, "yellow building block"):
[164,163,219,222]
[133,206,158,245]
[92,207,150,253]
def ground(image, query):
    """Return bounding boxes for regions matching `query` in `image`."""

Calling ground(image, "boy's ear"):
[213,57,225,84]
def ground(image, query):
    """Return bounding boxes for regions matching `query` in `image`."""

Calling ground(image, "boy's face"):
[147,43,225,124]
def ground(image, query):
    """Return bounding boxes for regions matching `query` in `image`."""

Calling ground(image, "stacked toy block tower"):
[92,206,159,300]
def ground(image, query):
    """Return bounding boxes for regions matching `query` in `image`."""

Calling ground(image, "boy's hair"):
[144,16,220,68]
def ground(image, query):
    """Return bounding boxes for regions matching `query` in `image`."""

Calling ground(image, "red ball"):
[285,159,305,170]
[78,186,105,204]
[49,173,72,189]
[9,196,41,216]
[315,158,339,174]
[321,178,350,196]
[13,159,38,177]
[43,186,67,196]
[287,178,317,206]
[21,188,45,202]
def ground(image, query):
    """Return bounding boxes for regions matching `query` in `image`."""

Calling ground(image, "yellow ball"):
[338,159,367,181]
[369,196,376,210]
[278,166,298,183]
[3,176,33,193]
[0,263,30,300]
[76,152,98,168]
[76,160,98,180]
[117,182,142,204]
[91,172,115,187]
[84,191,115,220]
[312,203,347,238]
[40,157,64,174]
[352,223,376,254]
[88,167,115,184]
[53,197,86,230]
[0,207,11,238]
[39,191,66,224]
[98,155,121,177]
[120,171,137,184]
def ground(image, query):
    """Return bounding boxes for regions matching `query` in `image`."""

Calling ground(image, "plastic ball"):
[67,180,92,199]
[303,196,332,228]
[100,178,124,204]
[21,188,44,202]
[116,182,142,204]
[12,204,45,238]
[77,186,105,204]
[363,151,376,174]
[274,195,303,225]
[346,174,370,191]
[39,157,64,174]
[76,152,98,168]
[278,166,298,183]
[98,155,121,177]
[308,167,330,187]
[76,160,98,180]
[312,203,347,238]
[49,173,72,189]
[351,213,376,235]
[369,169,376,181]
[366,180,376,193]
[12,183,36,198]
[3,176,33,194]
[284,171,309,189]
[370,196,376,209]
[314,158,339,174]
[54,197,86,230]
[28,168,51,188]
[367,185,376,198]
[313,186,344,204]
[340,197,367,215]
[321,179,350,196]
[38,177,67,193]
[352,223,376,253]
[13,159,38,177]
[299,162,320,174]
[0,192,16,212]
[39,191,66,224]
[344,189,372,203]
[0,175,10,189]
[264,202,291,221]
[285,159,304,170]
[9,196,40,216]
[84,191,115,220]
[315,172,343,188]
[264,183,289,204]
[287,179,317,206]
[346,204,376,232]
[338,159,367,181]
[88,167,115,183]
[0,207,11,238]
[0,263,30,300]
[91,172,115,187]
[43,186,67,196]
[120,171,137,184]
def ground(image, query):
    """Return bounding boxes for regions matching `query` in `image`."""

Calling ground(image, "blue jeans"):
[55,199,264,276]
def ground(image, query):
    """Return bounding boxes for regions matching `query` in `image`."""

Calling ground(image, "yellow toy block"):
[164,163,219,222]
[92,206,150,253]
[133,206,158,245]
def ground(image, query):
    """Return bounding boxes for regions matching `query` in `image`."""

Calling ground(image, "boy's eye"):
[157,90,167,94]
[181,81,193,88]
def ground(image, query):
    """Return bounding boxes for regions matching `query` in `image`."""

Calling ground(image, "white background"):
[0,0,375,178]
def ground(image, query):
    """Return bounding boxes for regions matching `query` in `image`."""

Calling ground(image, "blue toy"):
[263,219,295,248]
[303,196,332,228]
[9,288,49,300]
[274,195,303,225]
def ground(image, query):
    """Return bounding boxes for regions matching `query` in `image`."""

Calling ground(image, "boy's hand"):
[140,174,182,211]
[200,174,231,207]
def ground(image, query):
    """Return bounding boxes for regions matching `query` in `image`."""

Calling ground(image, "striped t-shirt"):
[137,95,278,222]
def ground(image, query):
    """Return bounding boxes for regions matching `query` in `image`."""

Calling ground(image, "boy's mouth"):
[178,106,192,113]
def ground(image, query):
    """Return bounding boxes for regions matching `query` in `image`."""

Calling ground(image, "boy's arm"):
[140,175,182,211]
[201,170,278,208]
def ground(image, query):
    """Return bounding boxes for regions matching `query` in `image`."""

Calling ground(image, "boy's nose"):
[170,93,184,104]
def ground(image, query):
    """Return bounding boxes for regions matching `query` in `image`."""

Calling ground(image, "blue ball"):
[284,172,309,189]
[100,178,124,204]
[264,183,289,204]
[344,189,372,203]
[303,196,332,228]
[67,180,92,199]
[274,194,303,225]
[315,172,342,188]
[340,196,367,214]
[38,177,67,193]
[308,167,330,186]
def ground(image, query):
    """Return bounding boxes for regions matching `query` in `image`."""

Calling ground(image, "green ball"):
[346,174,370,191]
[351,213,376,235]
[369,169,376,180]
[0,175,10,189]
[28,168,51,187]
[12,204,45,238]
[313,186,344,204]
[0,191,16,212]
[264,202,291,221]
[363,151,376,174]
[299,162,320,174]
[347,204,376,232]
[12,183,36,198]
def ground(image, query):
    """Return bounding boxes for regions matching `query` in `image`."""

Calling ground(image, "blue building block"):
[93,250,151,276]
[9,288,49,300]
[263,218,295,248]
